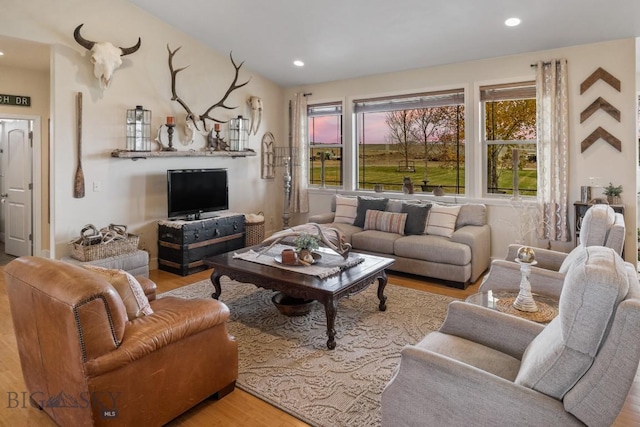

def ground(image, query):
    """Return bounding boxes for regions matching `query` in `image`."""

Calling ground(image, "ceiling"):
[1,1,640,86]
[0,35,50,71]
[130,0,640,87]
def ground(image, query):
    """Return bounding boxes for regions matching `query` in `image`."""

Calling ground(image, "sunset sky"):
[309,113,390,145]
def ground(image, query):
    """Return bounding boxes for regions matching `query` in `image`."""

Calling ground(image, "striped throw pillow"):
[425,204,461,238]
[334,195,358,224]
[364,209,407,235]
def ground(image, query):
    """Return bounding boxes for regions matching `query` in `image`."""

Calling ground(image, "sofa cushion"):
[334,195,358,224]
[354,196,389,228]
[364,210,407,235]
[402,203,432,235]
[394,235,472,266]
[515,247,629,399]
[326,222,363,244]
[416,331,521,381]
[455,203,487,228]
[351,230,402,255]
[83,265,154,320]
[425,204,461,237]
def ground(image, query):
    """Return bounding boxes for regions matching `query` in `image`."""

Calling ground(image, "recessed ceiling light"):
[0,51,4,56]
[293,60,304,67]
[505,17,521,27]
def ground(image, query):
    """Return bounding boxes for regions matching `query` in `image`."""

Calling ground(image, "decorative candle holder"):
[513,246,539,312]
[207,127,225,151]
[163,123,177,151]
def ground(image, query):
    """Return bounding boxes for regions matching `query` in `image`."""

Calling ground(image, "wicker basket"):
[70,234,139,262]
[245,217,265,247]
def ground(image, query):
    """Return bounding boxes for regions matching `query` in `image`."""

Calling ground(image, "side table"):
[465,290,559,324]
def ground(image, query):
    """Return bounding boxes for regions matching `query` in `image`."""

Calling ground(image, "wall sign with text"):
[0,94,31,107]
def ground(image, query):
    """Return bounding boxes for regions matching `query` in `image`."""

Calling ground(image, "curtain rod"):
[303,92,312,96]
[530,60,566,68]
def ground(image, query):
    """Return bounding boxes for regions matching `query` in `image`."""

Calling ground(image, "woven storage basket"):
[70,234,139,261]
[245,218,265,247]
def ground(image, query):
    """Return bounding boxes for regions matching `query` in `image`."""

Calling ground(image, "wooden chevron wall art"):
[580,67,620,94]
[580,97,620,123]
[579,67,622,153]
[580,127,621,153]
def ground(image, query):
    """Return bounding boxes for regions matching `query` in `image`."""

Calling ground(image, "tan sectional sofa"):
[308,195,491,289]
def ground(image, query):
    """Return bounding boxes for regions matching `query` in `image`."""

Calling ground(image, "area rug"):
[159,278,458,427]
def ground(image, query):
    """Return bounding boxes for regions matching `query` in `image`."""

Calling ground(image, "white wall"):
[285,39,638,263]
[0,0,284,265]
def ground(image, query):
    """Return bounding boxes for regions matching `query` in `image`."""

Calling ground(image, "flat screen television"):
[167,168,228,219]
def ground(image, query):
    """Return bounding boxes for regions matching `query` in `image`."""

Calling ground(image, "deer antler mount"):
[167,45,251,131]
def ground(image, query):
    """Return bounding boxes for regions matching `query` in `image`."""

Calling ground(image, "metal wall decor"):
[261,132,275,179]
[579,67,622,153]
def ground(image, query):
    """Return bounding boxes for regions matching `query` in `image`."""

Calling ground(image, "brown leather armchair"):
[4,256,238,426]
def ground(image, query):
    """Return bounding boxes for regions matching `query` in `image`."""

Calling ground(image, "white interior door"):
[2,120,32,256]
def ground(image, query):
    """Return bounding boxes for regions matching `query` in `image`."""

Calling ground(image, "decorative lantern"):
[229,115,249,151]
[126,105,151,151]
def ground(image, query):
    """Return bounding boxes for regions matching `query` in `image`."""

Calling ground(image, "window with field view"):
[354,90,465,194]
[481,82,537,196]
[308,102,342,187]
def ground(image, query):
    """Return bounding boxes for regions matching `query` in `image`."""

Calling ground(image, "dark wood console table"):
[203,246,395,349]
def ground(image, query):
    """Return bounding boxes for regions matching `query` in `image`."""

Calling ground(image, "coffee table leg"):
[210,270,222,300]
[377,270,388,311]
[323,299,338,350]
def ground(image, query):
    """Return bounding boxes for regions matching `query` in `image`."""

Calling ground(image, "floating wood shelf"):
[111,149,257,160]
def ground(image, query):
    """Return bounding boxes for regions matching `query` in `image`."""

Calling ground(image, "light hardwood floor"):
[0,266,638,426]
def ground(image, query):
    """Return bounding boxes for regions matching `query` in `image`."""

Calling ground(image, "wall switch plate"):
[93,181,101,192]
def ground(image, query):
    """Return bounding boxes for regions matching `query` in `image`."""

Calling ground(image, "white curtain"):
[535,59,570,242]
[290,92,309,213]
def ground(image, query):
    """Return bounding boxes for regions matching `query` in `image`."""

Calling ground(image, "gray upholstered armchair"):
[480,203,625,298]
[381,246,640,427]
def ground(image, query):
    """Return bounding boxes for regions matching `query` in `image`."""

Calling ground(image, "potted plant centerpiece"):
[294,233,320,264]
[603,182,622,204]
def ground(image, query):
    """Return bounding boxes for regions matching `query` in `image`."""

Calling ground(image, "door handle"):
[0,193,7,204]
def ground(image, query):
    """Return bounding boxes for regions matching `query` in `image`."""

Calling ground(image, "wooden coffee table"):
[203,246,394,349]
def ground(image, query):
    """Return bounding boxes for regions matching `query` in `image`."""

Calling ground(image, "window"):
[481,82,537,196]
[308,102,343,187]
[354,89,465,194]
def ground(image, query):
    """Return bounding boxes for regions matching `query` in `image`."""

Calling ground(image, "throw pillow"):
[334,195,358,224]
[402,203,432,235]
[364,209,407,235]
[83,265,153,320]
[354,196,389,228]
[455,203,487,228]
[425,204,462,238]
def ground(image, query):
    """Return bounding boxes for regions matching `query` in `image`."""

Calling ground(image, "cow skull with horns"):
[73,24,141,89]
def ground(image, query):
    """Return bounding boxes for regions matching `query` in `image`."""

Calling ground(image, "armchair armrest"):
[136,276,157,301]
[505,244,567,271]
[382,344,577,427]
[438,301,543,359]
[479,260,566,298]
[307,212,335,224]
[85,296,232,376]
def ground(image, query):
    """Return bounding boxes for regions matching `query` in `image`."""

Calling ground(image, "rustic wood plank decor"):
[580,97,621,123]
[580,127,621,152]
[580,67,621,94]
